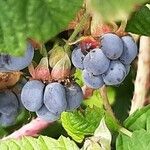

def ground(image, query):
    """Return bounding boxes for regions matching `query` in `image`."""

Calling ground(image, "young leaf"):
[83,88,116,109]
[61,107,105,143]
[124,104,150,131]
[74,69,84,86]
[82,118,112,150]
[116,129,150,150]
[94,118,112,150]
[0,135,79,150]
[126,4,150,36]
[0,0,82,55]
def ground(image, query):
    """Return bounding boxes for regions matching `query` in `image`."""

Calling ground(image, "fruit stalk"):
[129,36,150,115]
[99,86,117,121]
[40,45,48,57]
[100,86,132,137]
[119,127,132,137]
[65,12,90,53]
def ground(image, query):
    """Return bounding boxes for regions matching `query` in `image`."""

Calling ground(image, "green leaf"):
[84,88,116,108]
[116,133,130,150]
[61,107,105,143]
[126,4,150,36]
[0,0,82,55]
[124,104,150,131]
[0,135,79,150]
[105,112,120,132]
[83,90,103,108]
[87,0,147,21]
[116,129,150,150]
[74,69,84,86]
[146,115,150,131]
[61,107,119,143]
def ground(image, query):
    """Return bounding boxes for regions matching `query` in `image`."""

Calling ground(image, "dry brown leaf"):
[0,72,21,90]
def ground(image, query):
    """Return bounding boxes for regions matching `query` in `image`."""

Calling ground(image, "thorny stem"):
[129,36,150,115]
[99,86,132,137]
[99,86,116,121]
[2,118,52,140]
[65,12,90,53]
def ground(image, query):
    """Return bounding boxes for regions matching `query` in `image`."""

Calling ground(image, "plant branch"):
[116,20,127,36]
[99,86,132,137]
[129,36,150,115]
[40,45,48,57]
[2,118,53,140]
[99,86,116,121]
[119,127,132,137]
[65,12,90,53]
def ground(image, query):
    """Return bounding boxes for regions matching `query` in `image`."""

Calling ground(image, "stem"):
[2,118,52,140]
[99,86,116,121]
[119,127,132,137]
[129,36,150,115]
[116,20,127,36]
[65,12,90,53]
[99,86,132,137]
[40,45,48,57]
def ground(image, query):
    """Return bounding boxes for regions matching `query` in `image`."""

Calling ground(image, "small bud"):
[49,45,66,68]
[34,57,51,81]
[51,53,71,80]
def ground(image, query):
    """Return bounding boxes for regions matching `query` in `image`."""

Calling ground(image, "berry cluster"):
[71,33,138,89]
[0,32,138,125]
[21,80,83,122]
[0,41,84,123]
